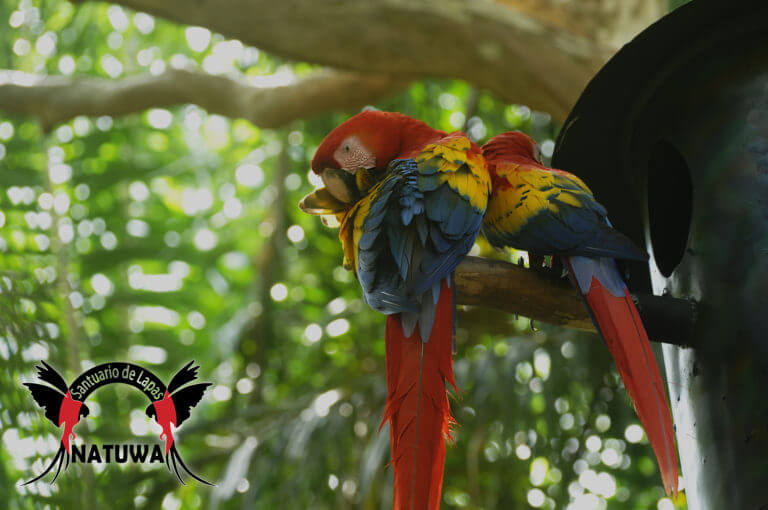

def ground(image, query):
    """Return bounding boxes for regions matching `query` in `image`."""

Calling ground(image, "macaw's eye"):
[344,145,351,153]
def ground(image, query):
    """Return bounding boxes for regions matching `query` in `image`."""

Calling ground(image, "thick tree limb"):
[496,0,666,49]
[0,68,404,132]
[2,1,664,129]
[70,0,661,121]
[454,256,696,346]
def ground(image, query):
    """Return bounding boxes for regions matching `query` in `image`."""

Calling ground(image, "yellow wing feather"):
[484,163,594,237]
[416,135,491,213]
[339,134,490,275]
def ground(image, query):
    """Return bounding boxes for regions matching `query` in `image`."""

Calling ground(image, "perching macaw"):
[481,131,679,496]
[300,111,491,510]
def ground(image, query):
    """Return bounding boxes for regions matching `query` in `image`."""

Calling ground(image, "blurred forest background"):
[0,0,691,508]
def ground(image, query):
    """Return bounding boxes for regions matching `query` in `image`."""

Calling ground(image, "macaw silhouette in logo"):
[23,361,90,484]
[145,361,212,485]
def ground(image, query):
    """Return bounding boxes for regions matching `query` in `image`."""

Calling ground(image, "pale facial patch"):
[333,135,376,173]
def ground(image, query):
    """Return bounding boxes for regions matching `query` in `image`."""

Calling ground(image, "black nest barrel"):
[552,1,768,507]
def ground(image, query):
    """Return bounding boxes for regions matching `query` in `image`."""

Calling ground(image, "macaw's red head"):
[482,131,543,169]
[300,111,443,215]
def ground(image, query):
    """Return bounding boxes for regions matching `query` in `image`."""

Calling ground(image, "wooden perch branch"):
[454,256,696,346]
[455,256,592,330]
[0,68,404,132]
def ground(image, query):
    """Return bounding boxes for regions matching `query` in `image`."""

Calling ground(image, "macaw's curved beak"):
[319,167,360,204]
[299,167,360,215]
[298,186,347,215]
[299,167,380,215]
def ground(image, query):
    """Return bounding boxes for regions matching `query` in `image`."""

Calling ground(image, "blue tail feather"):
[568,256,627,297]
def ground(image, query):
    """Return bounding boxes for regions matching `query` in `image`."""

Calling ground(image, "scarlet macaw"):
[481,131,678,495]
[300,111,491,509]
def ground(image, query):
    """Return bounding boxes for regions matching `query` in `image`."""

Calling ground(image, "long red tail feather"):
[565,257,679,496]
[382,279,457,510]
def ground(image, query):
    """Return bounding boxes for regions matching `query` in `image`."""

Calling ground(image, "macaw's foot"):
[529,253,546,270]
[550,255,566,278]
[528,253,567,279]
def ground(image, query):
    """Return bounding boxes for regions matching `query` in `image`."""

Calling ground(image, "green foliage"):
[0,0,685,509]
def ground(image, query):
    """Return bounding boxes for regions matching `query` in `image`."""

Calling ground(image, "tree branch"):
[0,68,404,132]
[2,0,665,129]
[496,0,666,49]
[455,256,592,330]
[454,256,696,346]
[69,0,662,121]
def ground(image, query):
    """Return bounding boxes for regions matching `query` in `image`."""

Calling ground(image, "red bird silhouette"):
[23,361,89,484]
[145,361,211,485]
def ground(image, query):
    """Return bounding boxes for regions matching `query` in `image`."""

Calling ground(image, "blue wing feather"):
[355,155,485,327]
[484,197,645,260]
